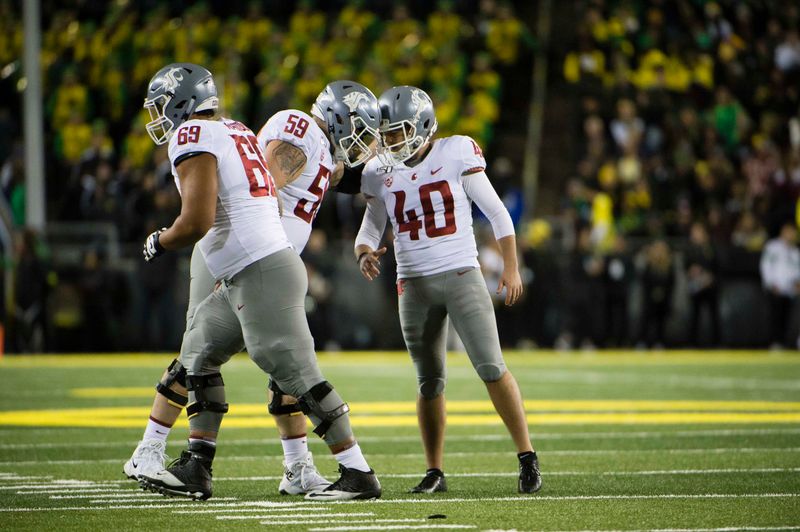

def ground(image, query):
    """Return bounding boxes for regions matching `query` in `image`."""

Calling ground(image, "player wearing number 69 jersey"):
[355,86,542,496]
[130,64,381,502]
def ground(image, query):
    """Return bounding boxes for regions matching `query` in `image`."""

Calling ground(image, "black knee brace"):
[186,373,229,419]
[156,359,188,408]
[297,381,349,439]
[267,379,303,416]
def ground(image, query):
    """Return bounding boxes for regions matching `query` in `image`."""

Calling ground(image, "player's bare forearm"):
[497,234,523,306]
[160,153,218,250]
[266,140,306,188]
[497,234,519,269]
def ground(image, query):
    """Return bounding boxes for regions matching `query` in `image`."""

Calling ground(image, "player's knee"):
[418,377,446,399]
[267,378,303,416]
[475,362,507,383]
[297,381,353,445]
[156,359,188,407]
[186,373,229,432]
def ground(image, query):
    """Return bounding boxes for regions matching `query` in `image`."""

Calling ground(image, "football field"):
[1,351,799,531]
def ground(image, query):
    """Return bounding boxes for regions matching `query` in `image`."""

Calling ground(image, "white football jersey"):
[361,135,488,278]
[257,109,334,253]
[168,117,290,280]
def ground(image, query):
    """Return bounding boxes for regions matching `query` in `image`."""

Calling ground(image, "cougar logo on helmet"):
[155,67,184,93]
[342,91,369,113]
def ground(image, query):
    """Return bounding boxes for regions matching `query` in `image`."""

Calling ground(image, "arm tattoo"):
[273,141,307,184]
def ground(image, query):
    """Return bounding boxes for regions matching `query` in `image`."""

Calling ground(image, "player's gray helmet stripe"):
[143,63,219,145]
[376,85,438,166]
[311,80,380,168]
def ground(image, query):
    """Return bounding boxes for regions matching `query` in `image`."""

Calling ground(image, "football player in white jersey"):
[124,80,381,497]
[130,63,381,502]
[355,86,542,494]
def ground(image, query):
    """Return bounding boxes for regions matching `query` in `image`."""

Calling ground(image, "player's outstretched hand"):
[497,268,523,306]
[359,247,387,281]
[143,228,167,262]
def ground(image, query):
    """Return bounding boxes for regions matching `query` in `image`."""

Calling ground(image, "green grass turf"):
[0,351,799,531]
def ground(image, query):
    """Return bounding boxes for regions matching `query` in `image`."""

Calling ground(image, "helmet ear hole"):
[423,119,430,129]
[174,100,187,109]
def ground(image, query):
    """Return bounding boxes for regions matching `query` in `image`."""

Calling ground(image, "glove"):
[143,228,167,262]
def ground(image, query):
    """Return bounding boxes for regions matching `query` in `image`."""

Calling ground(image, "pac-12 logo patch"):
[384,176,394,187]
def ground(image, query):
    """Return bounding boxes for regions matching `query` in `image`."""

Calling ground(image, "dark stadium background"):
[2,0,799,353]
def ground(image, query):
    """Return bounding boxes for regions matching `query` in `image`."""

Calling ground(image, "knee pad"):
[267,378,303,416]
[418,377,446,400]
[475,362,507,383]
[156,359,188,408]
[297,381,351,443]
[186,373,229,419]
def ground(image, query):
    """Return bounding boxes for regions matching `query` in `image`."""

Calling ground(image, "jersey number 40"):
[392,181,457,240]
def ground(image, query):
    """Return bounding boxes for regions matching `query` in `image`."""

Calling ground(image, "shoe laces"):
[139,440,168,464]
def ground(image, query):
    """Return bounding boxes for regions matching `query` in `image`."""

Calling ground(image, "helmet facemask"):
[337,115,379,167]
[377,120,426,167]
[144,93,176,145]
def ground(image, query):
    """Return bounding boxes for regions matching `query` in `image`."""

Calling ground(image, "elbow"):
[181,217,213,241]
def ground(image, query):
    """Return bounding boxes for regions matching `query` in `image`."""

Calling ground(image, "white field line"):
[47,493,166,499]
[260,519,425,526]
[215,467,800,482]
[1,492,798,512]
[308,526,476,531]
[2,446,799,466]
[4,427,800,451]
[218,512,375,520]
[0,483,124,490]
[173,504,326,514]
[15,488,135,495]
[0,475,52,481]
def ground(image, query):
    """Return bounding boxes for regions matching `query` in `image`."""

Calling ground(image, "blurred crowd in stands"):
[3,0,799,353]
[541,0,800,349]
[1,0,536,352]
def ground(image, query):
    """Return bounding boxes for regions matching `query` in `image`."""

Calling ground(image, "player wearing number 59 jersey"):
[355,86,542,496]
[133,64,380,502]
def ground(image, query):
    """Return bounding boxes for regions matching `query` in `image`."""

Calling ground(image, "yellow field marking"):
[1,403,799,428]
[2,350,799,369]
[66,391,800,413]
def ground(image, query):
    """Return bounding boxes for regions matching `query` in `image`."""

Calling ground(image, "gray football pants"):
[179,247,351,442]
[398,267,507,399]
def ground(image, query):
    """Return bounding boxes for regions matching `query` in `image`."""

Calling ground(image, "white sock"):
[143,418,171,442]
[334,443,370,473]
[281,434,309,464]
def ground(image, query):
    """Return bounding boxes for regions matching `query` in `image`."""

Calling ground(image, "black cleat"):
[518,452,542,493]
[304,464,382,501]
[139,444,214,501]
[410,470,447,493]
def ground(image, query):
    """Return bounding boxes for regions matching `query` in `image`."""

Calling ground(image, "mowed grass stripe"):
[64,392,800,413]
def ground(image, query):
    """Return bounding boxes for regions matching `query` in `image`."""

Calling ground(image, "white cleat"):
[279,452,332,495]
[123,439,168,480]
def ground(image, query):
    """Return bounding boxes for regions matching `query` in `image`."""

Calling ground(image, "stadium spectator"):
[760,222,800,349]
[603,234,633,347]
[13,229,49,352]
[685,221,721,347]
[637,240,674,349]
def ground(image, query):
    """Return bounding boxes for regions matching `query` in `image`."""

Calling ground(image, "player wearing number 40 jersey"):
[355,86,542,495]
[128,64,381,502]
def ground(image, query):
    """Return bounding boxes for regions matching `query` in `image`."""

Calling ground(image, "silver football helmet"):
[143,63,219,145]
[376,86,438,167]
[311,80,380,167]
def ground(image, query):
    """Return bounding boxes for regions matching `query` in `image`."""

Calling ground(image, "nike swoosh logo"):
[237,304,244,310]
[131,460,138,468]
[457,269,472,276]
[431,167,443,175]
